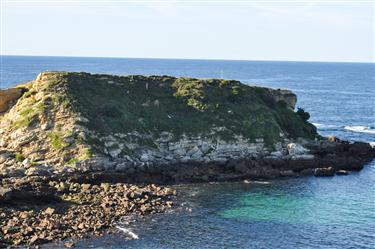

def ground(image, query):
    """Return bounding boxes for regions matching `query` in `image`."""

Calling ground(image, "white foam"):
[344,126,375,134]
[252,181,271,185]
[312,123,339,129]
[116,226,139,239]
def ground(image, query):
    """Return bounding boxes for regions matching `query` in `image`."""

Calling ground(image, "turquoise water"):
[63,165,375,249]
[1,56,374,248]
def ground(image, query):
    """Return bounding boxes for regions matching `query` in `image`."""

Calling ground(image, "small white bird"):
[116,226,139,240]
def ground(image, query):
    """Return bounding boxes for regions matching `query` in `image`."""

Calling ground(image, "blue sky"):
[1,0,374,62]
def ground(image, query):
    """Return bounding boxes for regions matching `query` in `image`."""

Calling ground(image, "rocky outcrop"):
[314,167,335,177]
[0,72,374,182]
[0,88,25,113]
[265,88,297,110]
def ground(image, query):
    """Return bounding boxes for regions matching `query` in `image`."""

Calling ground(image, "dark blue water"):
[1,55,375,249]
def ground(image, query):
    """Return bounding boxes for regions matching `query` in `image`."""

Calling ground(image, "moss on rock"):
[0,71,317,167]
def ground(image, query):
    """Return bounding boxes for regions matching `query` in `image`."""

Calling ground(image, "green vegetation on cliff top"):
[39,72,317,145]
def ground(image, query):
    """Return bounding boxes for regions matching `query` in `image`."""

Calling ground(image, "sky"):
[0,0,374,62]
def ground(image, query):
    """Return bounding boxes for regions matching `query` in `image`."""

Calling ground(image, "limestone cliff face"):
[0,88,25,113]
[0,72,318,177]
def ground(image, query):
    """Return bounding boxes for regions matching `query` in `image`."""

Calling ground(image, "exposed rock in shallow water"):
[314,167,335,177]
[0,177,175,247]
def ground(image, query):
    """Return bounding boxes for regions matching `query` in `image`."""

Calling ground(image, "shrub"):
[48,131,68,150]
[15,153,25,162]
[97,105,122,118]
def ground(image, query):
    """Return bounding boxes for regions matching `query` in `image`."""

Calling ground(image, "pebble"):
[0,177,176,247]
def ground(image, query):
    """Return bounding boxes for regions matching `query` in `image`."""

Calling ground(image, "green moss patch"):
[35,72,317,148]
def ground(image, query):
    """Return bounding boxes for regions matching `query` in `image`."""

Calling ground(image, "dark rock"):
[233,160,249,174]
[0,187,13,202]
[314,167,335,177]
[280,170,295,177]
[300,168,314,176]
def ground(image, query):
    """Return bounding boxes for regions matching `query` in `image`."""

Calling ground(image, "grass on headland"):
[37,72,317,149]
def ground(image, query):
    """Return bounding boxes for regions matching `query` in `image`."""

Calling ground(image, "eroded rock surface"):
[0,88,25,113]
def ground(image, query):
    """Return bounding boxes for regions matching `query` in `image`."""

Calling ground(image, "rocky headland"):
[1,72,375,247]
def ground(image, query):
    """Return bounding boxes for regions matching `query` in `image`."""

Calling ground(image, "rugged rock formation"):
[0,88,25,113]
[0,71,374,182]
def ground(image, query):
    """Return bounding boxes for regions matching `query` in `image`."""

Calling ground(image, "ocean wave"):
[344,126,375,134]
[313,123,375,135]
[116,226,139,239]
[312,123,340,129]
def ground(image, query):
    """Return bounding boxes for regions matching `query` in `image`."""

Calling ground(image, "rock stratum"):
[0,71,374,182]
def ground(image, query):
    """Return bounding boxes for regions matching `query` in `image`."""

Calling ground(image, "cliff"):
[0,72,374,182]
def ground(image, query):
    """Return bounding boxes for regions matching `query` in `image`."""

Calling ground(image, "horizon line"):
[1,54,374,64]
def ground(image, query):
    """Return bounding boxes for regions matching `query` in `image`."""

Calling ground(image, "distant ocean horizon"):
[2,54,374,63]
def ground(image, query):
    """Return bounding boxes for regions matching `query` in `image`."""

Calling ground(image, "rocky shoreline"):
[57,138,375,184]
[1,138,374,248]
[0,176,175,248]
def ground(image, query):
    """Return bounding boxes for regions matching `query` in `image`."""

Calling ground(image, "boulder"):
[300,168,314,176]
[25,166,52,176]
[0,151,12,164]
[314,167,335,177]
[0,187,13,202]
[267,88,297,110]
[280,170,295,177]
[287,143,309,156]
[0,88,25,113]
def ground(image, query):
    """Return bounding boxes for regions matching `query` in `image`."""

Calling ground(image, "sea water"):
[1,56,374,248]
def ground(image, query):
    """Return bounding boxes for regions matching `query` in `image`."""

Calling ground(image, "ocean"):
[1,55,374,249]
